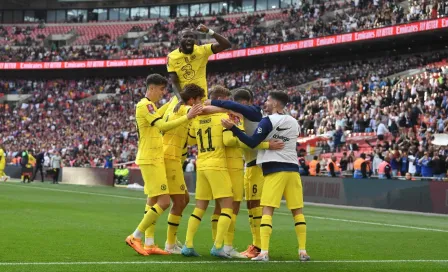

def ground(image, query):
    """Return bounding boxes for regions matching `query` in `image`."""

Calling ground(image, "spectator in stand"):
[327,155,341,177]
[51,151,62,184]
[376,118,389,141]
[419,152,433,178]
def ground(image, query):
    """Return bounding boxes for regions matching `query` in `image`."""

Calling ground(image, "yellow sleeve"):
[199,44,214,58]
[166,54,175,73]
[141,102,189,133]
[153,115,189,133]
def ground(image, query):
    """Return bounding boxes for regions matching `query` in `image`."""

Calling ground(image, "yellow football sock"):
[252,207,263,248]
[294,214,307,251]
[248,210,256,246]
[144,205,156,245]
[185,208,205,248]
[214,208,233,249]
[224,214,237,246]
[166,213,181,246]
[260,215,273,251]
[211,214,219,241]
[137,204,163,233]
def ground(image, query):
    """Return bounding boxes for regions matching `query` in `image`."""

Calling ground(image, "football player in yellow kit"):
[143,84,205,254]
[167,24,231,103]
[125,74,203,256]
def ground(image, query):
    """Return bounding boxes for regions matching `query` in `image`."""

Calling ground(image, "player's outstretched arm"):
[197,24,231,54]
[206,100,262,122]
[152,104,202,132]
[223,130,283,150]
[222,117,272,149]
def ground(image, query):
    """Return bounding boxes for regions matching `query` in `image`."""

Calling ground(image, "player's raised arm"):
[197,24,231,54]
[222,117,273,149]
[168,72,183,102]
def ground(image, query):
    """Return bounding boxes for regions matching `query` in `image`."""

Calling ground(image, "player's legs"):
[126,164,170,256]
[164,159,188,252]
[223,170,245,257]
[243,166,264,257]
[211,202,220,242]
[183,170,211,255]
[252,172,287,261]
[284,172,310,261]
[207,170,234,258]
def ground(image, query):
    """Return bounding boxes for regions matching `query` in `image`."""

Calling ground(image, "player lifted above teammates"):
[205,88,265,258]
[125,74,202,256]
[167,24,231,102]
[143,84,206,254]
[222,91,311,262]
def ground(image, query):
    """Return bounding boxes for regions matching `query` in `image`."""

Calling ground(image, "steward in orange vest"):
[309,156,320,176]
[327,156,341,177]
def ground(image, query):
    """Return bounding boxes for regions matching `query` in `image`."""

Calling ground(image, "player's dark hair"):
[209,85,231,100]
[269,91,289,107]
[233,88,253,103]
[146,74,168,87]
[181,84,205,102]
[313,156,318,160]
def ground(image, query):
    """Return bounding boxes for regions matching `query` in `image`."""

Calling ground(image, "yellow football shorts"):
[244,165,264,201]
[261,171,304,210]
[229,169,244,202]
[196,170,233,200]
[164,159,187,195]
[140,164,169,197]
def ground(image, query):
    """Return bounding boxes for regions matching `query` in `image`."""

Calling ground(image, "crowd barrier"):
[5,166,447,214]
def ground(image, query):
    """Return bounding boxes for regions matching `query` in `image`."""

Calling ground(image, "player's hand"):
[204,99,212,106]
[174,101,184,113]
[187,104,203,120]
[228,110,243,120]
[268,139,285,150]
[196,24,209,33]
[221,118,235,129]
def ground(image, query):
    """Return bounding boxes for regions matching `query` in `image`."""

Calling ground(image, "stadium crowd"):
[2,0,448,62]
[1,47,447,181]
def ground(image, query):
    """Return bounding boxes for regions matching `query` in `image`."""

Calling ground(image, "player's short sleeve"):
[141,102,163,126]
[199,44,214,58]
[166,54,175,73]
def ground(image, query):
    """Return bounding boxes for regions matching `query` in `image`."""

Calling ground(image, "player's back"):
[190,113,228,171]
[167,44,214,96]
[135,98,164,165]
[163,104,191,161]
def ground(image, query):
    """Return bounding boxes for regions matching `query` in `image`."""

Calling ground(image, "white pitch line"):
[2,183,448,233]
[1,260,448,266]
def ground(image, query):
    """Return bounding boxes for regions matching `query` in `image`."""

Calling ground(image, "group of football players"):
[124,25,310,262]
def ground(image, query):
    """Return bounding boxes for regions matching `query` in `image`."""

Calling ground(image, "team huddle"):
[124,25,310,261]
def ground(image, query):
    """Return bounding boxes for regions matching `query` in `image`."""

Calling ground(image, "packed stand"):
[2,0,448,62]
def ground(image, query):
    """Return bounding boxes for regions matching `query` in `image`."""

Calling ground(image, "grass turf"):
[1,181,447,272]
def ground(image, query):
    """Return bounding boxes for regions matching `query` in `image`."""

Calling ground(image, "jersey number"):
[197,127,215,153]
[252,184,258,194]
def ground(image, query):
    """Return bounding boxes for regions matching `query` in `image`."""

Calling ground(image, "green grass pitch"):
[1,181,448,272]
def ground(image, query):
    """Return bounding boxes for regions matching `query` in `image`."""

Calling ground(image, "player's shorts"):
[140,164,169,197]
[229,169,244,202]
[261,171,304,210]
[164,159,187,195]
[244,165,264,201]
[0,168,5,176]
[196,170,233,200]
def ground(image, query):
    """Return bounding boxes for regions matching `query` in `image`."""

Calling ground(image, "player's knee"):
[233,202,241,215]
[291,208,303,216]
[157,195,171,210]
[184,192,190,206]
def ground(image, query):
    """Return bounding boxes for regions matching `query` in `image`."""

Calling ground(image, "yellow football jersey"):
[167,44,214,97]
[135,98,189,165]
[163,103,192,161]
[223,114,245,171]
[188,113,228,171]
[0,148,6,166]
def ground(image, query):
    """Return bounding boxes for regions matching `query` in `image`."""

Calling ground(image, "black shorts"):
[377,135,385,141]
